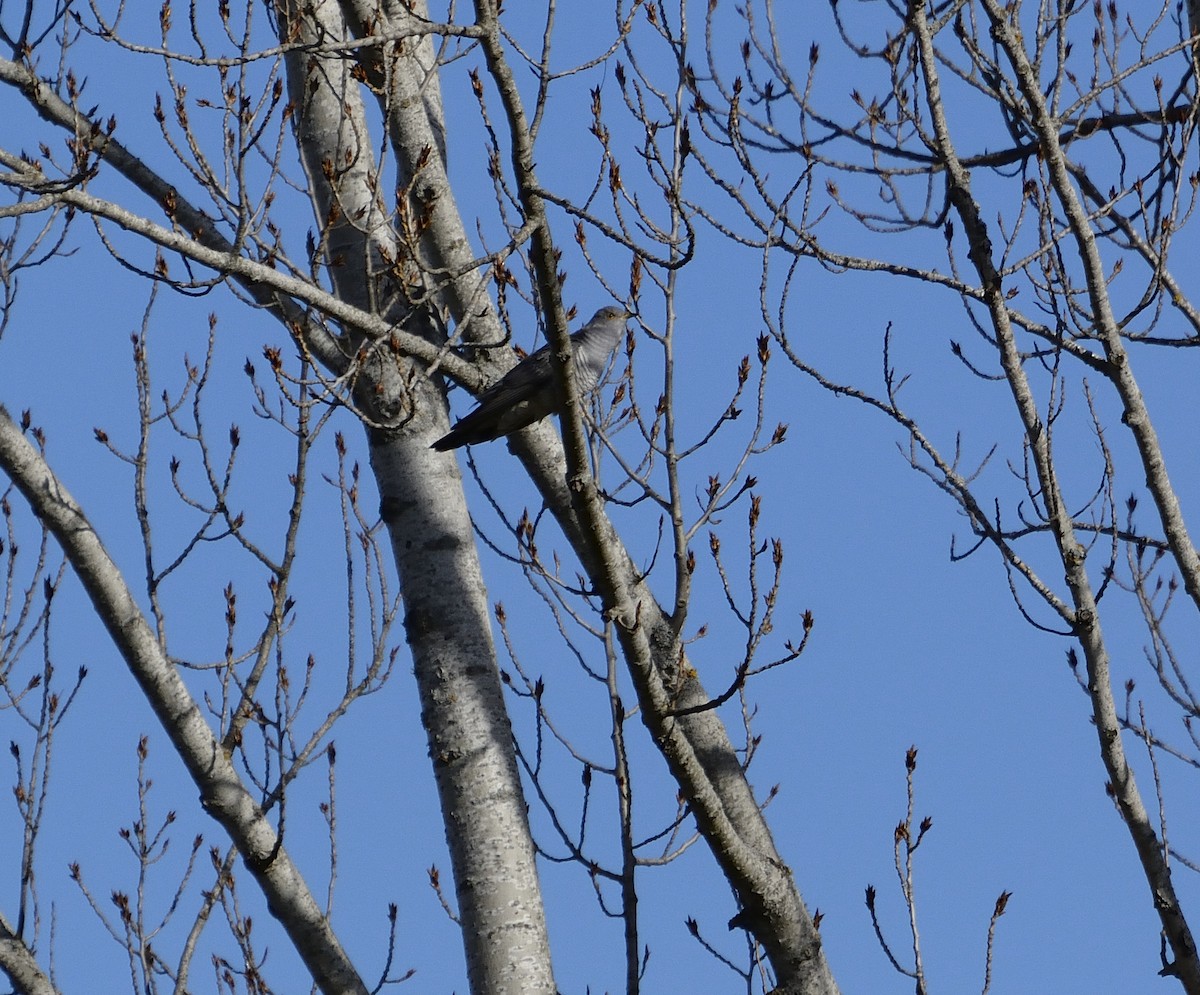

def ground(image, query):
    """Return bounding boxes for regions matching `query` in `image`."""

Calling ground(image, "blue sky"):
[2,3,1198,994]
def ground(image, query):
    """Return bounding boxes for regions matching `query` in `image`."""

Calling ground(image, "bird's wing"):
[472,344,553,410]
[430,345,558,450]
[431,325,601,450]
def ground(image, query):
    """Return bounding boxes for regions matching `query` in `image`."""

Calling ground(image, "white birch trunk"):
[276,3,555,991]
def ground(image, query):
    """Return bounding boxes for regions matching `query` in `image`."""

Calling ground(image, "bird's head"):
[591,305,632,324]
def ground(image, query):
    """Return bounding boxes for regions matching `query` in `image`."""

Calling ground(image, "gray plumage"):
[432,306,630,451]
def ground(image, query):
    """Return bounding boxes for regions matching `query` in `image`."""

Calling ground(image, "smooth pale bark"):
[331,2,838,989]
[0,406,368,995]
[371,433,558,993]
[276,3,555,991]
[0,911,57,995]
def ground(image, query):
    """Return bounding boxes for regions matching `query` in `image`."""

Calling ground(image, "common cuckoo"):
[432,306,630,451]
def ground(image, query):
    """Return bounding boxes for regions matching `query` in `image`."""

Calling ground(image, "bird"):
[431,305,630,451]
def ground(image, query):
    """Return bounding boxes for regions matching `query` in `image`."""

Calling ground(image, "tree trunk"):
[277,2,555,991]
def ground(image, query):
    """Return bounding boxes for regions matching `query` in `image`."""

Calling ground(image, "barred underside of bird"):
[431,305,631,451]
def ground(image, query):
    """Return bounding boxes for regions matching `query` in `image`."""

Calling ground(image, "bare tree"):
[692,0,1200,990]
[13,1,1198,992]
[0,3,836,994]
